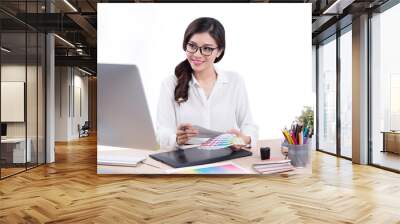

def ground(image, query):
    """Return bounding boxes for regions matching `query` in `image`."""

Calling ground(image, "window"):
[340,28,352,158]
[318,36,337,154]
[371,2,400,171]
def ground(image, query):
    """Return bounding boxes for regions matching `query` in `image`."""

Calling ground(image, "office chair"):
[79,121,90,138]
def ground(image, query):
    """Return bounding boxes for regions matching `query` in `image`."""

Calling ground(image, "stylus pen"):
[142,161,162,169]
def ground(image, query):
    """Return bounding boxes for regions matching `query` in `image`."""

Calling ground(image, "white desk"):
[97,140,311,175]
[1,138,31,163]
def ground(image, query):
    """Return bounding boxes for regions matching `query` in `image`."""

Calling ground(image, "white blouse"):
[156,68,258,149]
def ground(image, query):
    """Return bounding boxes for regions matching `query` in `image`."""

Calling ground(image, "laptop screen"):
[1,123,7,137]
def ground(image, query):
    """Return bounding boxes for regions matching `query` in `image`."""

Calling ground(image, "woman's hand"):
[227,129,251,151]
[176,123,199,145]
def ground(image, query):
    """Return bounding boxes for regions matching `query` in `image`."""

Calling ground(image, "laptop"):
[97,64,158,150]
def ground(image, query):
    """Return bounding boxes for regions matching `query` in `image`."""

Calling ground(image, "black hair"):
[174,17,225,104]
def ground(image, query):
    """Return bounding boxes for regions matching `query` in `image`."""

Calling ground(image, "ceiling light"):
[1,47,11,53]
[54,34,75,48]
[78,67,92,76]
[76,49,85,55]
[323,0,355,15]
[63,0,78,12]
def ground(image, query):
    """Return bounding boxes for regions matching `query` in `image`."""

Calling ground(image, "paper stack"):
[252,159,294,174]
[98,150,146,167]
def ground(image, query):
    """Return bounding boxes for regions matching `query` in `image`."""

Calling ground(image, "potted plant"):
[296,106,314,138]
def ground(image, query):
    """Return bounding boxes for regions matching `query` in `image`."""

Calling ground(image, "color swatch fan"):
[198,133,245,150]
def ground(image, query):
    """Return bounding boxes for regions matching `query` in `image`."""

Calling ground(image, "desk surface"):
[1,138,28,143]
[97,140,311,175]
[381,131,400,134]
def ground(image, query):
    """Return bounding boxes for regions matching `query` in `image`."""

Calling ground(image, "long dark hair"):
[174,17,225,104]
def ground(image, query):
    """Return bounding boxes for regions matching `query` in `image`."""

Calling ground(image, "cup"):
[260,147,270,160]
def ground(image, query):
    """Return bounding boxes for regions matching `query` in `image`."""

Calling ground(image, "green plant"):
[296,106,314,132]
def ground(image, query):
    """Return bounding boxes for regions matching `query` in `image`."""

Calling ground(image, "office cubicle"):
[0,1,46,179]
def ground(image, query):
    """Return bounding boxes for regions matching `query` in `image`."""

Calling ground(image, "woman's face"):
[185,32,222,73]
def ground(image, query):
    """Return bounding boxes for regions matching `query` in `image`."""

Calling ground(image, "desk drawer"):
[384,133,400,154]
[0,140,32,164]
[0,146,14,164]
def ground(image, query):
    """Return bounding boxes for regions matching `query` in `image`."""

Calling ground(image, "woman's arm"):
[156,78,179,149]
[235,76,259,149]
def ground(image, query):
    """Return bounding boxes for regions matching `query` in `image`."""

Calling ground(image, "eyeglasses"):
[185,42,218,56]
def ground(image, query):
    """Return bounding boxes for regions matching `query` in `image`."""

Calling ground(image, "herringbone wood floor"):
[1,135,400,224]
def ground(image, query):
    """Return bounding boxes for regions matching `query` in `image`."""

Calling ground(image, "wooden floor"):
[1,163,44,178]
[1,167,26,178]
[373,150,400,171]
[1,135,400,223]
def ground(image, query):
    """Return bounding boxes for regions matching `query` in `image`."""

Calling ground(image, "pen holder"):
[287,142,311,168]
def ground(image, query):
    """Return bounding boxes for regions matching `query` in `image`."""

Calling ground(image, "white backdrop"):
[98,3,313,140]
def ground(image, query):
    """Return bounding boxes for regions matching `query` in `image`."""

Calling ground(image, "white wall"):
[55,67,69,141]
[98,3,313,140]
[55,67,89,141]
[72,72,89,138]
[1,64,26,82]
[1,65,35,138]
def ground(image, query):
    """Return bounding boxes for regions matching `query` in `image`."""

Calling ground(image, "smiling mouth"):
[191,59,204,66]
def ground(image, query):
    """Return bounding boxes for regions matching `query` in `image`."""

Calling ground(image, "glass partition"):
[27,30,38,169]
[0,1,46,179]
[38,32,45,165]
[1,31,28,177]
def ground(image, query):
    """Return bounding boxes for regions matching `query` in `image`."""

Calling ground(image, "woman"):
[156,17,258,150]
